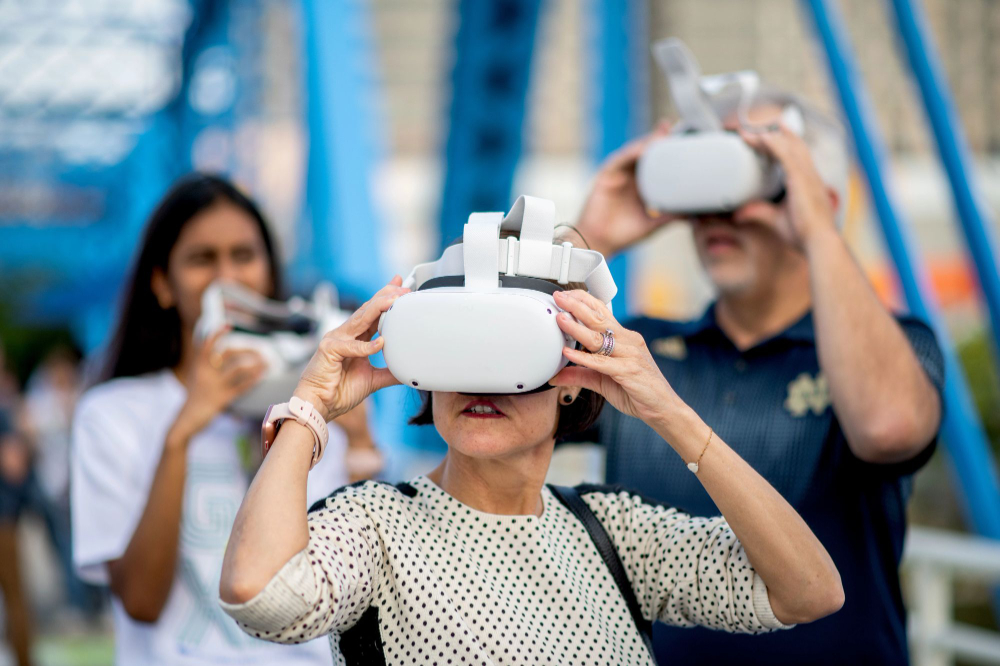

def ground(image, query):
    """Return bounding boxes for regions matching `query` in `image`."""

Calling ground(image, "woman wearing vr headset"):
[70,174,379,665]
[218,231,844,664]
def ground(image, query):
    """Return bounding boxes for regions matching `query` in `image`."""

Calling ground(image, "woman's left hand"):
[551,292,845,626]
[550,290,682,427]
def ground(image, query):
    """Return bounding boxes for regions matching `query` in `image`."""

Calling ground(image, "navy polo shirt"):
[592,305,944,666]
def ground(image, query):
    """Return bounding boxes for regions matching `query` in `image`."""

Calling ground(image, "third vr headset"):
[637,38,805,215]
[378,195,617,394]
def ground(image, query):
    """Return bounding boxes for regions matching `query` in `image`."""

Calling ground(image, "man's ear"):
[151,267,175,310]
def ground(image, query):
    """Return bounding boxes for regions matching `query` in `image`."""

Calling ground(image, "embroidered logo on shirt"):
[784,372,830,417]
[651,336,687,360]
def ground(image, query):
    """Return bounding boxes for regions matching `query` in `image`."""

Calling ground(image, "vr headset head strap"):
[403,244,463,291]
[653,38,722,132]
[462,212,504,290]
[501,195,556,276]
[401,197,618,306]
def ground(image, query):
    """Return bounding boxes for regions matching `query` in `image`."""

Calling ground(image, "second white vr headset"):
[637,38,804,214]
[195,281,352,417]
[378,195,617,395]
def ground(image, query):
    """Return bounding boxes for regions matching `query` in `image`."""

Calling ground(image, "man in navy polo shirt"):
[574,89,944,665]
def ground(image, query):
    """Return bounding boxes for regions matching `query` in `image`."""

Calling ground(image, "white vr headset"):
[195,281,352,417]
[378,195,617,394]
[637,38,805,214]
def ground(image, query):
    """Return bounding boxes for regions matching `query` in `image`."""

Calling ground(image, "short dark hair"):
[99,173,282,383]
[408,389,605,440]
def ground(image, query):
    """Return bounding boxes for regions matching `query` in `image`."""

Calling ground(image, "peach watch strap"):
[261,397,329,469]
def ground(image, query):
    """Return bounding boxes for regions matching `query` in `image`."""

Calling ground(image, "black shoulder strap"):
[548,485,656,664]
[339,606,386,666]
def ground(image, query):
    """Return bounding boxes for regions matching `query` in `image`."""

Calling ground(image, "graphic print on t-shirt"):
[73,371,337,664]
[177,460,251,650]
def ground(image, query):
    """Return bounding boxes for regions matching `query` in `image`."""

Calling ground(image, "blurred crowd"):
[0,342,106,665]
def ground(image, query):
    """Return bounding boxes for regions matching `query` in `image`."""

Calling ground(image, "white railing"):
[904,527,1000,666]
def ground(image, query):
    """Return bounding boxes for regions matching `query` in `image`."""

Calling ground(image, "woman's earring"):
[561,395,574,405]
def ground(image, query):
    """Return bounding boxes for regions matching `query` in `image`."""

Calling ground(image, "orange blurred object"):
[867,256,977,311]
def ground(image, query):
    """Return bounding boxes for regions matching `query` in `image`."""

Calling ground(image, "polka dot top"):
[220,477,789,665]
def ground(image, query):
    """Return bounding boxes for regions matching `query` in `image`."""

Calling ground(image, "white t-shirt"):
[71,369,344,665]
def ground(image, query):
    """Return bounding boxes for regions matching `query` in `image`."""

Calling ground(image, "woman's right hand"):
[173,328,267,441]
[219,282,405,609]
[292,277,409,423]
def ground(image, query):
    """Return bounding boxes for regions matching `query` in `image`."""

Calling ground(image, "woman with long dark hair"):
[70,174,372,664]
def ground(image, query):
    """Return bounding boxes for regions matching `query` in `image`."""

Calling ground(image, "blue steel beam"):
[0,0,229,349]
[298,0,386,301]
[2,112,187,351]
[438,0,545,250]
[297,0,414,465]
[0,111,182,283]
[589,0,649,316]
[885,0,1000,366]
[419,0,544,454]
[169,0,237,174]
[801,0,1000,542]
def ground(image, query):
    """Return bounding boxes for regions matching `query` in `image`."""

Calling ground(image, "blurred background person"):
[24,347,79,521]
[70,174,375,665]
[21,346,104,626]
[0,342,21,413]
[0,401,33,666]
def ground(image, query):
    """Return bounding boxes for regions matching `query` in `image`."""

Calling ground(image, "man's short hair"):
[712,85,850,227]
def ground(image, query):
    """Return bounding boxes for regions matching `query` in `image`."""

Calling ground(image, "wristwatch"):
[261,397,329,469]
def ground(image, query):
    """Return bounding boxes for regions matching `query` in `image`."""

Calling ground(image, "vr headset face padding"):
[378,195,618,394]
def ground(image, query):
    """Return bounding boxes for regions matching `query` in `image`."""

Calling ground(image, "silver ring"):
[597,329,615,356]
